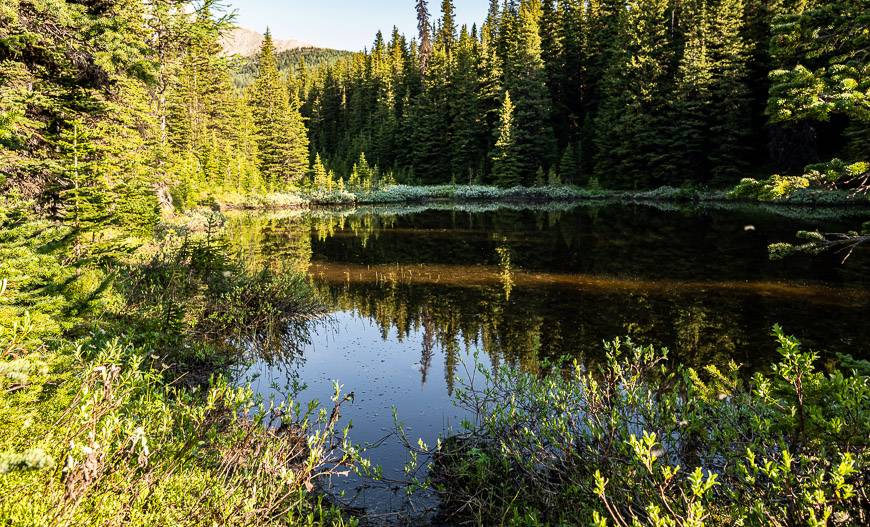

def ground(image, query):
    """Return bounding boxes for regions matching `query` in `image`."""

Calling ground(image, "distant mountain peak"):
[221,27,310,56]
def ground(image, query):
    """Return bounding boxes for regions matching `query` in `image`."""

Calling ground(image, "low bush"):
[0,333,359,527]
[431,327,868,526]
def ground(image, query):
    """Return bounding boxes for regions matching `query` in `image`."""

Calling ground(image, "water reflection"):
[229,203,869,374]
[228,202,870,517]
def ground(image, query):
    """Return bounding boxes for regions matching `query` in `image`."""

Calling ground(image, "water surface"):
[229,202,870,518]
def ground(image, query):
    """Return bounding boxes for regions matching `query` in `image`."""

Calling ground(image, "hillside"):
[231,47,353,88]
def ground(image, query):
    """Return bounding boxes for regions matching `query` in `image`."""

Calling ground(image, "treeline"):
[1,0,866,219]
[296,0,868,189]
[232,47,353,89]
[0,0,314,228]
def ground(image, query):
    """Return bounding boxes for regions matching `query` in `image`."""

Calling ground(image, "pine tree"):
[416,0,434,71]
[56,119,106,236]
[449,26,482,182]
[539,0,564,143]
[507,0,557,184]
[558,144,579,183]
[668,0,713,184]
[492,92,522,187]
[478,1,505,182]
[166,4,250,191]
[249,29,309,187]
[437,0,457,54]
[412,47,453,183]
[594,0,674,189]
[556,0,584,144]
[707,0,754,185]
[311,153,334,190]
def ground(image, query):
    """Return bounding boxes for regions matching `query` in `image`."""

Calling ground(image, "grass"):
[196,183,870,213]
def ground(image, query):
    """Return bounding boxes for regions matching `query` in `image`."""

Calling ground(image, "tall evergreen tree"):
[416,0,434,71]
[412,46,452,183]
[594,0,674,189]
[506,0,556,184]
[707,0,753,184]
[478,1,505,182]
[437,0,457,54]
[556,0,585,145]
[249,29,309,187]
[449,26,482,182]
[492,92,522,187]
[667,0,713,184]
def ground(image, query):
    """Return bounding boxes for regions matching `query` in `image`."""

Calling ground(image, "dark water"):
[228,202,870,518]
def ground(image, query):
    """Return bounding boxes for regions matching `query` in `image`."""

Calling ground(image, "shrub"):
[0,335,359,527]
[730,176,812,201]
[431,327,868,526]
[0,203,360,526]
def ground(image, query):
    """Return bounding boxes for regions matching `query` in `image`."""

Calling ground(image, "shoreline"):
[206,184,870,212]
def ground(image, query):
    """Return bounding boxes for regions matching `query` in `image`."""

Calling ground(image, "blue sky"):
[227,1,491,51]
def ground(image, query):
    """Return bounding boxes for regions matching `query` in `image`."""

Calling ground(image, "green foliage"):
[730,175,811,200]
[767,1,869,125]
[492,92,522,188]
[249,30,310,188]
[0,334,359,527]
[0,204,358,526]
[431,328,868,526]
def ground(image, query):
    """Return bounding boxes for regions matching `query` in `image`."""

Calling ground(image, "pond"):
[228,201,870,519]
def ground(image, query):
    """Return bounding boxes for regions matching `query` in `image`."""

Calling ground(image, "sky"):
[227,1,491,51]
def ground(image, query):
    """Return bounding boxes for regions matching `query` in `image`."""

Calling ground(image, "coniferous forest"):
[2,0,868,206]
[1,1,869,526]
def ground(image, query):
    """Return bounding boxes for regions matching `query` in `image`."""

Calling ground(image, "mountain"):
[221,27,310,56]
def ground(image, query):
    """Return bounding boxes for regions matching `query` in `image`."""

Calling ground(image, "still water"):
[229,201,870,517]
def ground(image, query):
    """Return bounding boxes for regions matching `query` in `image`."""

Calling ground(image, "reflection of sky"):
[240,310,487,518]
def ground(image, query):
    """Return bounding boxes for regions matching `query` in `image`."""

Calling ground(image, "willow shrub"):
[433,328,868,526]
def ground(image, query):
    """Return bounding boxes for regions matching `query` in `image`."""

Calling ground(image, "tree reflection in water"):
[226,203,870,387]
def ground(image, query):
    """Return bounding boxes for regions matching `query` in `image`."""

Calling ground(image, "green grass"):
[183,184,870,212]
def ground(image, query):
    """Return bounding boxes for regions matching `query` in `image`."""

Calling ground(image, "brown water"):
[228,202,870,519]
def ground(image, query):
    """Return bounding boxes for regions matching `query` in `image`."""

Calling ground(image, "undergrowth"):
[427,329,868,526]
[0,200,360,526]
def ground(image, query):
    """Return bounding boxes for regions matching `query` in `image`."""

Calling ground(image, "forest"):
[1,0,868,207]
[1,0,868,526]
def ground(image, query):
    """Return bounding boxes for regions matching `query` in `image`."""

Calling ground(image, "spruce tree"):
[492,92,522,188]
[449,26,482,182]
[56,119,106,235]
[416,0,434,71]
[707,0,754,184]
[412,47,453,183]
[558,144,579,183]
[311,153,334,190]
[478,1,505,183]
[437,0,457,55]
[540,0,563,139]
[556,0,584,144]
[594,0,674,189]
[668,0,713,184]
[507,0,557,184]
[249,29,309,188]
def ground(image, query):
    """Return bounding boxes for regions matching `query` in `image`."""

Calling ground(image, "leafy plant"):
[427,328,868,526]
